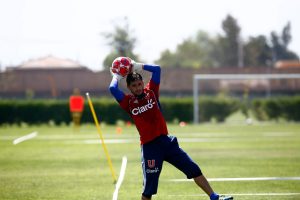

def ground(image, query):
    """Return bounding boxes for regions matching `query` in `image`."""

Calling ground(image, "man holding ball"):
[109,57,233,200]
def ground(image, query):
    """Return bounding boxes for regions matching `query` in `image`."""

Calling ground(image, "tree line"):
[102,14,299,69]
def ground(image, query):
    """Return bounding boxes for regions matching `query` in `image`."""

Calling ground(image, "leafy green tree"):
[244,35,272,67]
[156,15,242,68]
[270,22,299,62]
[156,49,180,68]
[156,16,299,69]
[282,22,292,48]
[215,14,241,67]
[156,31,216,68]
[194,31,218,67]
[102,18,140,69]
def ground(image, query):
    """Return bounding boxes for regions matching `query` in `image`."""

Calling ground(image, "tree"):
[102,18,140,69]
[194,31,218,67]
[244,35,272,67]
[156,49,180,68]
[156,31,216,68]
[156,16,299,69]
[282,22,292,49]
[270,22,299,62]
[173,37,204,68]
[215,14,241,67]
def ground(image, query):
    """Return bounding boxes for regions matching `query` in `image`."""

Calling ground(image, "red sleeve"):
[146,80,160,99]
[118,94,131,113]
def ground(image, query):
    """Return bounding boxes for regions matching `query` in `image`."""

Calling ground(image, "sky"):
[0,0,299,71]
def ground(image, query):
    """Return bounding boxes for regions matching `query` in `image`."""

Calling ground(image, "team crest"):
[147,159,155,168]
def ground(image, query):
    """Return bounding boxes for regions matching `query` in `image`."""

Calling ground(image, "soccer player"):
[69,88,84,130]
[109,58,233,200]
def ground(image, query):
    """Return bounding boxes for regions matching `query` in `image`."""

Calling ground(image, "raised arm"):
[143,64,161,84]
[131,61,161,84]
[109,75,125,102]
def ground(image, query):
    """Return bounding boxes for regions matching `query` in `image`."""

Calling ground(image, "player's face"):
[127,80,144,96]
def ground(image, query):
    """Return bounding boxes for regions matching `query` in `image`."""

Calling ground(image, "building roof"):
[275,60,300,69]
[18,55,85,69]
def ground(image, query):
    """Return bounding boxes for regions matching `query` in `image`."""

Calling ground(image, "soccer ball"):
[111,57,132,77]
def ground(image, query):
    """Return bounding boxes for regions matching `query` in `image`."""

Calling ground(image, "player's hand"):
[110,71,123,81]
[131,59,144,72]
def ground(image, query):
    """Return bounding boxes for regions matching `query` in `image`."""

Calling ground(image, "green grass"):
[0,122,300,200]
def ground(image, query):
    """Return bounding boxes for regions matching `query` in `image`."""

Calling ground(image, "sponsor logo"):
[146,168,160,174]
[131,99,155,115]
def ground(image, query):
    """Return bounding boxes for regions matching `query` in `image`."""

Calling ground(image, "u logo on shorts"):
[148,159,155,168]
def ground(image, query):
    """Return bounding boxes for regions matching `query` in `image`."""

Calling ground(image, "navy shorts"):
[141,135,202,197]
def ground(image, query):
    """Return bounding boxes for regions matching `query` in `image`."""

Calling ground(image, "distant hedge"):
[251,96,300,121]
[2,96,298,125]
[160,97,240,123]
[0,97,240,125]
[0,100,71,125]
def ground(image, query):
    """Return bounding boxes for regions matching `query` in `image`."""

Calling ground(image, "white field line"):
[169,177,300,182]
[168,193,300,197]
[112,156,127,200]
[13,131,38,145]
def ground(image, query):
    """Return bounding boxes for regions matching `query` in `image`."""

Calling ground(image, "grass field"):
[1,120,300,200]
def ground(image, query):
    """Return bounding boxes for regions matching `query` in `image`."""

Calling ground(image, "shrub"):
[0,97,240,124]
[251,96,300,121]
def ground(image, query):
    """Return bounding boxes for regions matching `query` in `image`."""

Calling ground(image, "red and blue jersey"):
[109,65,168,144]
[110,65,202,198]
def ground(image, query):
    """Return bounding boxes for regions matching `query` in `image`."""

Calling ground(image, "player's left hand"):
[131,59,144,72]
[112,73,123,81]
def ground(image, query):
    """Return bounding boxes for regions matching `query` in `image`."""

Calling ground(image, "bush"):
[199,97,240,122]
[251,96,300,121]
[81,98,130,124]
[160,98,193,122]
[0,100,70,125]
[0,97,240,125]
[161,96,240,123]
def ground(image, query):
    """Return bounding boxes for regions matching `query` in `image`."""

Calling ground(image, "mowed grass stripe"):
[0,123,300,200]
[168,192,300,197]
[169,177,300,182]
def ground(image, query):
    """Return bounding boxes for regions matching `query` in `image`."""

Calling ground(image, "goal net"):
[193,74,300,124]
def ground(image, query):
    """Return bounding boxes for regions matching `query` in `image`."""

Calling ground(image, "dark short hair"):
[126,72,143,85]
